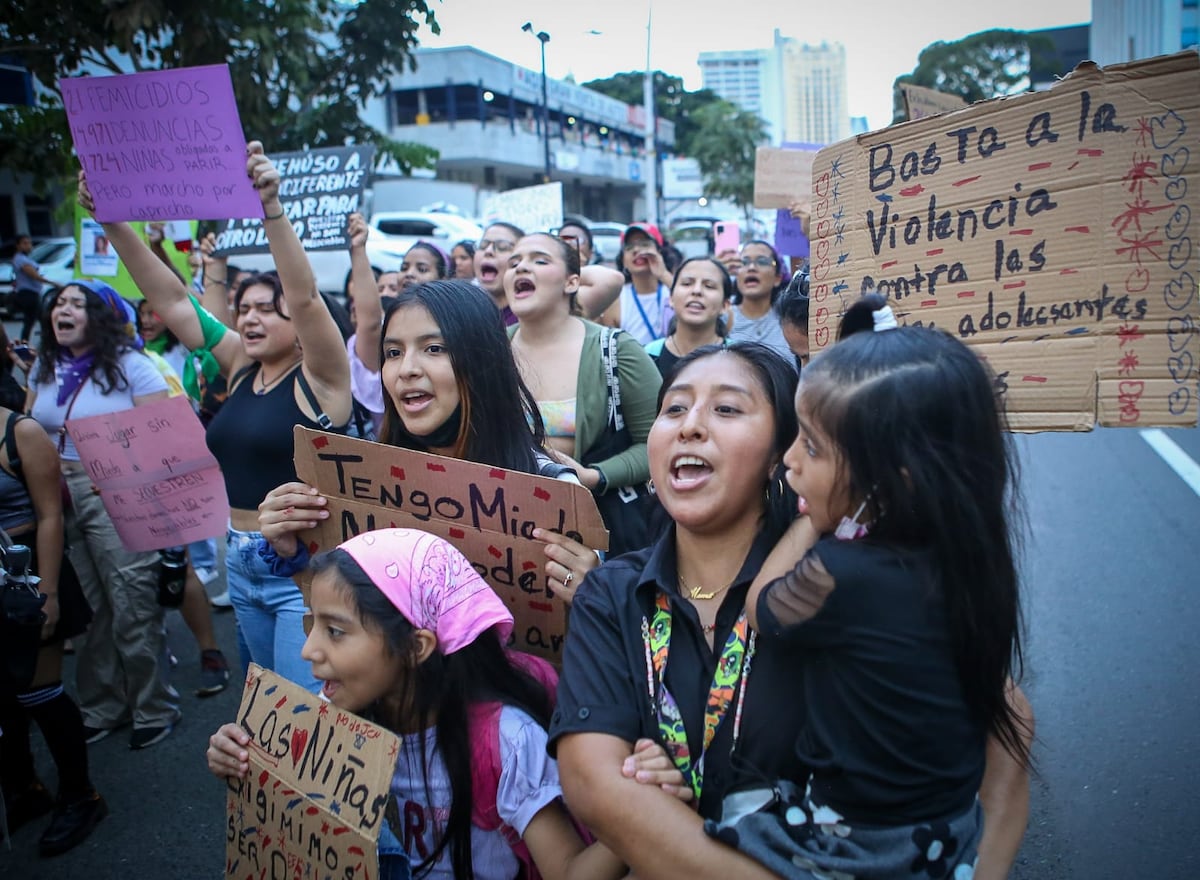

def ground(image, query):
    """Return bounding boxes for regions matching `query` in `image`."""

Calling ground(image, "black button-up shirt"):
[549,526,809,821]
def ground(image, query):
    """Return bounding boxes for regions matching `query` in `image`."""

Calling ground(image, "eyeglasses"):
[740,256,776,269]
[478,238,516,254]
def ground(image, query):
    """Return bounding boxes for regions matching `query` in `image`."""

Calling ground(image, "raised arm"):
[576,265,625,319]
[247,141,351,424]
[346,213,383,371]
[197,232,236,329]
[79,174,243,378]
[745,514,818,630]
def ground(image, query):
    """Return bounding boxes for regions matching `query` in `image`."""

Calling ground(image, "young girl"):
[257,280,601,602]
[643,257,733,378]
[345,216,451,437]
[504,234,662,557]
[713,299,1032,878]
[207,528,644,880]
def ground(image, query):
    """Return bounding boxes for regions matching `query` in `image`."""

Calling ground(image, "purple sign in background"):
[60,64,263,223]
[774,209,809,258]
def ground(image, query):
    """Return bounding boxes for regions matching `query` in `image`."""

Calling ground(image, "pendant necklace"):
[678,573,732,602]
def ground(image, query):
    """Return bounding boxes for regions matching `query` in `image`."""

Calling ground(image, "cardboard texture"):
[808,51,1200,430]
[482,181,564,233]
[225,665,399,880]
[66,395,229,551]
[60,64,262,222]
[293,429,609,664]
[215,145,375,255]
[754,146,819,209]
[902,84,968,121]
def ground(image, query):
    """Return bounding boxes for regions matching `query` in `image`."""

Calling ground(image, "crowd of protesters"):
[0,142,1032,880]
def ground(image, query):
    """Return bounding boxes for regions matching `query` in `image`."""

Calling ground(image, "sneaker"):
[129,711,181,751]
[3,779,55,832]
[194,566,218,586]
[38,791,107,857]
[82,724,117,745]
[209,589,233,610]
[196,649,231,697]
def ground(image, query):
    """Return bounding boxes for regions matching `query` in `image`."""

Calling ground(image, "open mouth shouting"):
[670,453,714,489]
[478,259,501,288]
[400,388,435,413]
[511,276,537,298]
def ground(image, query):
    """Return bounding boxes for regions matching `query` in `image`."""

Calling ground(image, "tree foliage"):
[0,0,441,195]
[892,28,1056,123]
[582,70,724,157]
[687,100,767,224]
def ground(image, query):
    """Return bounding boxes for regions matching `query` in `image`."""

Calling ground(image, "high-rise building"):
[780,40,849,145]
[697,30,849,146]
[1090,0,1199,65]
[697,43,783,143]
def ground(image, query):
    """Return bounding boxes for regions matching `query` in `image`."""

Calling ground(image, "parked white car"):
[232,212,483,296]
[0,237,77,317]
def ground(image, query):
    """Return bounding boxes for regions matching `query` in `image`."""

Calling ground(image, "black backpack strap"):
[295,368,335,431]
[227,362,259,394]
[3,411,28,488]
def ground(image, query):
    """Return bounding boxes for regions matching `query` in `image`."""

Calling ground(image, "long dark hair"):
[35,284,136,394]
[800,323,1029,767]
[379,281,546,471]
[657,342,799,541]
[310,549,553,880]
[232,271,288,319]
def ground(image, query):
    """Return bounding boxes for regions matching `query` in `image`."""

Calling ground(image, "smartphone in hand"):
[11,343,35,366]
[713,221,740,255]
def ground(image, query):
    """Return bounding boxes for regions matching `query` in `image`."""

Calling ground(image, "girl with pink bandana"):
[207,528,666,880]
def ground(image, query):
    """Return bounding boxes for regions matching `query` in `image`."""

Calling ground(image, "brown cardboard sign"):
[902,84,968,121]
[809,52,1200,430]
[224,664,400,880]
[754,146,819,209]
[293,428,609,663]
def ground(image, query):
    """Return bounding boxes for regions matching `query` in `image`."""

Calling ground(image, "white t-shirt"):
[388,706,562,879]
[729,303,797,368]
[30,349,170,461]
[618,282,670,345]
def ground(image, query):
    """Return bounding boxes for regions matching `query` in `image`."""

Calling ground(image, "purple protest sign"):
[775,209,809,258]
[59,64,263,223]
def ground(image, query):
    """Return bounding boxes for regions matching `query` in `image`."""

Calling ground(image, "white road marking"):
[1140,429,1200,498]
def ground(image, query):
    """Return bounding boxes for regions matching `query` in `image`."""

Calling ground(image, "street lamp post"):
[522,22,552,183]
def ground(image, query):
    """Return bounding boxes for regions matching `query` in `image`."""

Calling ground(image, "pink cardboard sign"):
[66,395,230,552]
[60,64,263,223]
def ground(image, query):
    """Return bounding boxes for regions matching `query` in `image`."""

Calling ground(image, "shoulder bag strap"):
[295,368,334,431]
[3,411,27,487]
[601,327,625,432]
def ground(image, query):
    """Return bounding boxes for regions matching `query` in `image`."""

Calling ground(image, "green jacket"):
[514,319,662,491]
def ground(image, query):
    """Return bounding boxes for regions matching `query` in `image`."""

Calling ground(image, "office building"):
[363,46,675,221]
[698,31,850,146]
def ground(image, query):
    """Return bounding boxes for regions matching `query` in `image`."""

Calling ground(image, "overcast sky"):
[415,0,1093,130]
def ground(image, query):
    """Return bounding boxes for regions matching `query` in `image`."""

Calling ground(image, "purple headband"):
[408,241,452,278]
[339,529,512,654]
[69,278,144,349]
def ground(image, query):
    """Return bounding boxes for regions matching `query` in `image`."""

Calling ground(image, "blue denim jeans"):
[225,527,316,690]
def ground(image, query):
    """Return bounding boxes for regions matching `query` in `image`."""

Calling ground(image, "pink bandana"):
[338,529,513,654]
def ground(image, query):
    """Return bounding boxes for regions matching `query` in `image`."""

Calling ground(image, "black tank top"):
[205,364,344,511]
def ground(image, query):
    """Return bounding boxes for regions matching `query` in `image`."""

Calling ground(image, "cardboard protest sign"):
[902,84,968,121]
[293,429,608,664]
[60,64,261,223]
[808,51,1200,430]
[482,182,564,233]
[215,145,375,255]
[754,146,819,209]
[225,665,399,880]
[66,395,229,551]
